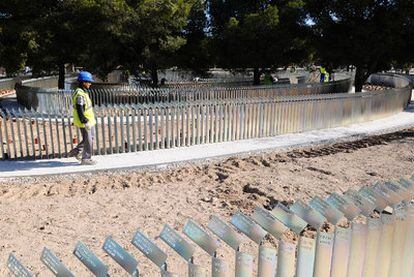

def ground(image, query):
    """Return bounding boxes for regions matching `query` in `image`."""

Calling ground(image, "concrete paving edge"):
[1,103,414,179]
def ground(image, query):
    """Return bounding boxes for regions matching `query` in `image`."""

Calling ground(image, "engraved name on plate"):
[188,263,207,277]
[235,251,254,277]
[212,257,230,277]
[251,206,288,239]
[231,211,267,244]
[290,200,325,229]
[7,254,33,277]
[358,186,388,212]
[371,182,401,205]
[276,240,296,277]
[313,232,334,277]
[131,230,168,268]
[103,236,138,276]
[271,203,308,235]
[296,237,316,277]
[73,241,109,276]
[41,247,74,276]
[362,218,382,277]
[208,215,243,251]
[183,219,219,256]
[330,227,351,277]
[375,214,395,277]
[399,177,414,195]
[344,189,376,217]
[347,223,368,277]
[385,181,411,200]
[160,224,195,261]
[161,270,179,277]
[327,192,361,221]
[309,196,344,225]
[258,246,277,277]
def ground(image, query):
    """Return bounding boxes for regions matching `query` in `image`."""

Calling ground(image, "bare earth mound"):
[0,129,413,276]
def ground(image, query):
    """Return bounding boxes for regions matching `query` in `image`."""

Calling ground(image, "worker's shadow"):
[0,160,80,173]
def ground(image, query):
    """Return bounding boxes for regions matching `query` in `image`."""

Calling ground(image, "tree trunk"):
[253,67,260,85]
[58,63,65,89]
[150,66,158,87]
[354,66,365,93]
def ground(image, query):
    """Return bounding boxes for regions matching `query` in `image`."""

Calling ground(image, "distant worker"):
[319,66,330,83]
[68,71,97,165]
[264,72,274,85]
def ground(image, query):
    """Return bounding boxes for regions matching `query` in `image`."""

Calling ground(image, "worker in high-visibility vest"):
[319,67,330,83]
[68,71,97,165]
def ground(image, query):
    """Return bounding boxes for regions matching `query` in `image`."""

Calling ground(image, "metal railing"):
[0,86,410,160]
[14,74,352,113]
[5,176,414,276]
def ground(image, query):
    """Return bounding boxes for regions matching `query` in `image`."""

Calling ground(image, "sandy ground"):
[0,129,413,276]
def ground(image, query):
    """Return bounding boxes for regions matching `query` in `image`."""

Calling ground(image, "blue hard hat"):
[77,71,94,82]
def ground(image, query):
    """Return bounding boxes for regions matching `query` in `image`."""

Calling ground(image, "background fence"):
[14,73,352,113]
[0,86,410,160]
[6,176,414,277]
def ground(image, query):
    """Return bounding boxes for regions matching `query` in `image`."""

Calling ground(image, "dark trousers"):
[74,127,94,160]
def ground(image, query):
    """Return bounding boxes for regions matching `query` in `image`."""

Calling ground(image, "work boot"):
[81,159,97,166]
[68,149,82,161]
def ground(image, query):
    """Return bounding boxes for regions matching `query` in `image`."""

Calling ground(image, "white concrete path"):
[1,103,414,178]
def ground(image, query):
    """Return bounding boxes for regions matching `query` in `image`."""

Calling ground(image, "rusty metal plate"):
[73,241,109,276]
[251,206,288,239]
[208,215,243,251]
[103,236,138,276]
[231,211,267,244]
[309,196,344,225]
[183,219,219,256]
[290,200,325,229]
[41,247,74,277]
[131,230,168,268]
[271,203,308,235]
[160,224,195,261]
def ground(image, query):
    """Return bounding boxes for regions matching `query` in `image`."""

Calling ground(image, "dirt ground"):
[0,129,413,276]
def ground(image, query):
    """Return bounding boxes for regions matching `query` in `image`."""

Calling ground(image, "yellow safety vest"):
[72,88,96,128]
[320,67,330,82]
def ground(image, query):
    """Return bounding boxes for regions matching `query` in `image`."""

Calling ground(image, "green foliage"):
[306,0,414,91]
[209,0,309,83]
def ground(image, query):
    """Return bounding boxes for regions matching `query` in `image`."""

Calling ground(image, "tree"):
[0,0,129,87]
[208,0,309,84]
[305,0,414,92]
[174,0,213,75]
[0,1,39,75]
[118,0,193,86]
